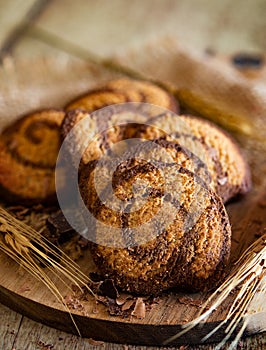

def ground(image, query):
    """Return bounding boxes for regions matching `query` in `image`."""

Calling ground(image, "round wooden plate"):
[0,57,265,346]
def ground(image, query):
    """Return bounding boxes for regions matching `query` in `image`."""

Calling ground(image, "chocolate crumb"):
[116,293,132,306]
[131,297,146,319]
[64,294,85,311]
[88,338,105,346]
[122,299,135,311]
[89,272,104,282]
[47,210,76,244]
[37,341,54,350]
[178,296,203,307]
[78,236,88,248]
[107,298,124,316]
[145,296,161,311]
[96,295,108,305]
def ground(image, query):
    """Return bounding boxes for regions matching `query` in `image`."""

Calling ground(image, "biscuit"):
[182,115,251,201]
[0,109,65,204]
[79,138,212,216]
[79,156,231,295]
[65,78,178,113]
[137,113,251,202]
[61,106,151,166]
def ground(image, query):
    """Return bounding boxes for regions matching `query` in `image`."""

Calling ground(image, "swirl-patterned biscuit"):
[79,156,231,295]
[62,78,179,168]
[136,113,251,202]
[0,109,65,204]
[79,138,212,216]
[65,78,179,113]
[61,106,152,167]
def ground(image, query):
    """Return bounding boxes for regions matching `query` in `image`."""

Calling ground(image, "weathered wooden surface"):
[0,0,266,349]
[0,304,22,350]
[0,303,265,350]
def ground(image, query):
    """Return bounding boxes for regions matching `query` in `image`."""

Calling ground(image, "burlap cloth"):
[114,37,266,149]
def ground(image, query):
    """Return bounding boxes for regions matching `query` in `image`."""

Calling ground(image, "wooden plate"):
[0,56,265,346]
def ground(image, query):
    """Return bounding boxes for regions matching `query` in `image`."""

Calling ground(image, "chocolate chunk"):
[98,279,119,300]
[47,211,76,244]
[131,297,146,319]
[89,272,104,283]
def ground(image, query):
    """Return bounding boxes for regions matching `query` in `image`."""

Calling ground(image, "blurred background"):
[0,0,265,61]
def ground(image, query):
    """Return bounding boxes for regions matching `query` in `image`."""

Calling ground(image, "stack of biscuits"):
[0,78,251,295]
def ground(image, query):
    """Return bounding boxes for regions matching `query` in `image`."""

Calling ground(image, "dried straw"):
[0,207,93,336]
[164,232,266,348]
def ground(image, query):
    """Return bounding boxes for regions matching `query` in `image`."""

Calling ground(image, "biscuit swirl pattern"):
[65,78,179,113]
[0,109,65,204]
[81,158,231,294]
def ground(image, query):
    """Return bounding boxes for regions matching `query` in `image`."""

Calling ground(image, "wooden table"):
[0,302,265,350]
[0,1,266,348]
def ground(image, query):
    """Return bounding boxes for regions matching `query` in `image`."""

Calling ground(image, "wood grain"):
[0,303,264,350]
[0,302,265,350]
[0,250,237,346]
[0,303,22,350]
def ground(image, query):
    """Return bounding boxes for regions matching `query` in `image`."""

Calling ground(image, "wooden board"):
[0,56,266,347]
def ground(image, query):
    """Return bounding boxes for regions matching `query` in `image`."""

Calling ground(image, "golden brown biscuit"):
[104,78,178,112]
[137,113,251,202]
[0,109,65,204]
[65,78,179,113]
[80,157,231,295]
[182,115,251,202]
[61,106,151,167]
[79,137,212,215]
